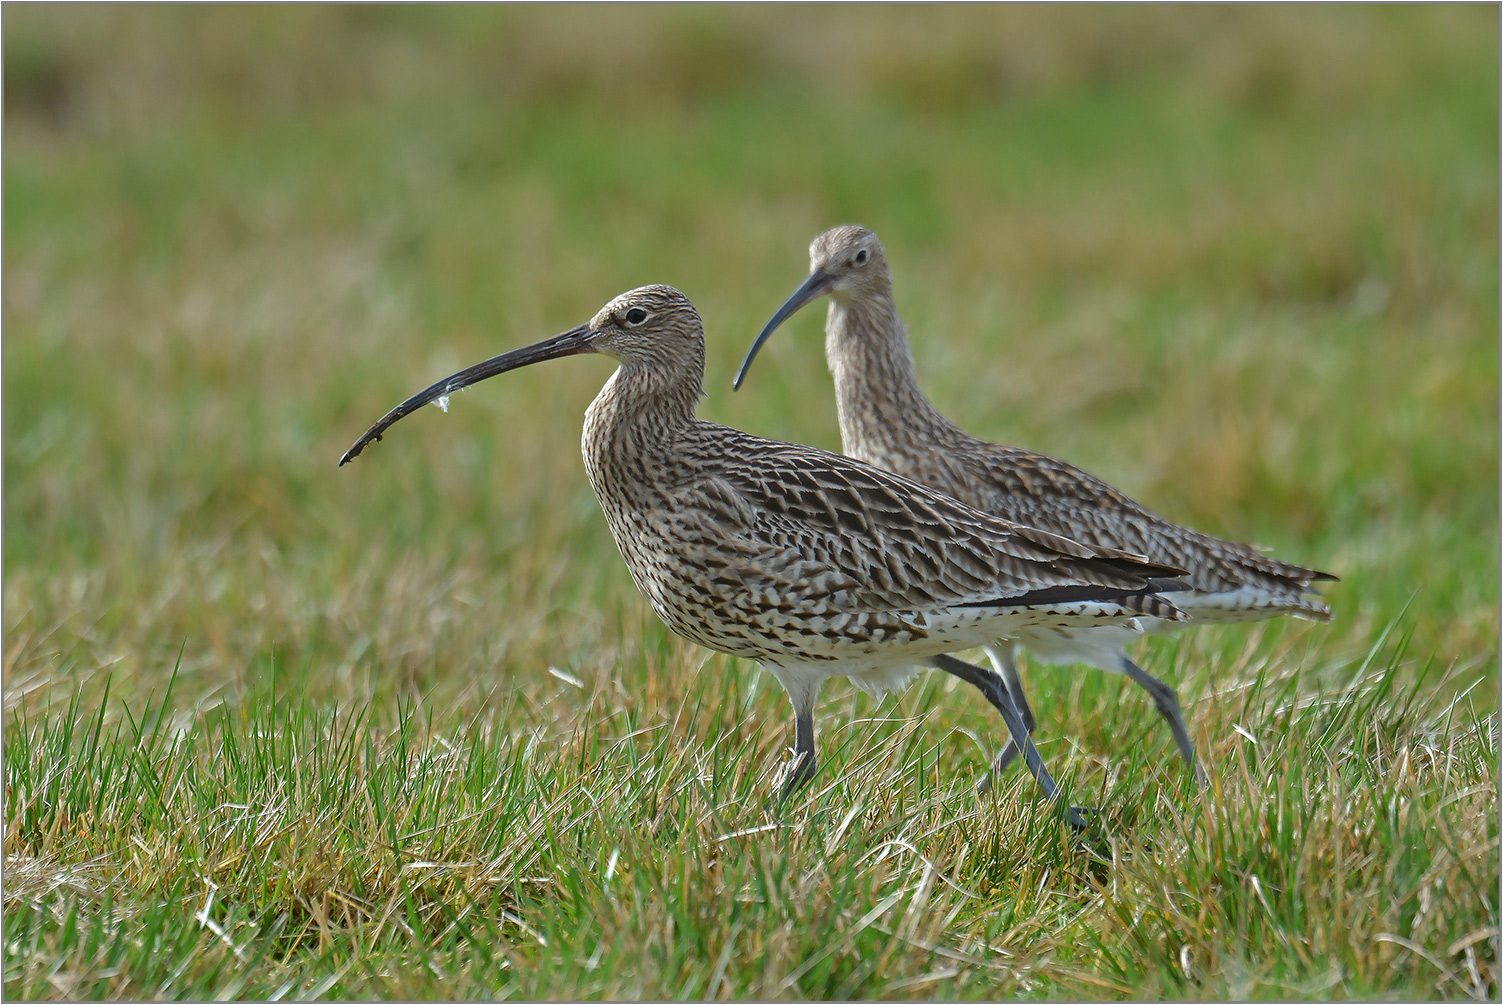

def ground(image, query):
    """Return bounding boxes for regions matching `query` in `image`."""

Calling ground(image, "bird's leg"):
[976,643,1031,793]
[1119,657,1208,788]
[930,654,1088,829]
[767,670,820,802]
[779,703,818,801]
[985,642,1035,731]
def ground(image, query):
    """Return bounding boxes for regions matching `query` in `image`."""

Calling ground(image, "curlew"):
[342,285,1191,819]
[736,226,1336,788]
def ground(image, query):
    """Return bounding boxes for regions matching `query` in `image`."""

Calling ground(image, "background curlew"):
[342,284,1191,818]
[736,226,1336,788]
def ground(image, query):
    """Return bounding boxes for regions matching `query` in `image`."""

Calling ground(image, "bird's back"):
[849,423,1334,623]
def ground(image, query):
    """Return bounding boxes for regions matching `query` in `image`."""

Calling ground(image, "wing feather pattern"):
[669,424,1187,621]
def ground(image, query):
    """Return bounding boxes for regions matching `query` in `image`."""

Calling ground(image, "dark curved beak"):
[732,268,833,390]
[339,323,595,465]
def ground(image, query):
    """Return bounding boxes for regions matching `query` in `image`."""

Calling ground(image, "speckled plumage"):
[739,226,1337,785]
[342,284,1190,807]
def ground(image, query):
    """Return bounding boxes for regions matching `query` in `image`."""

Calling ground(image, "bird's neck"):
[582,361,702,501]
[825,294,967,466]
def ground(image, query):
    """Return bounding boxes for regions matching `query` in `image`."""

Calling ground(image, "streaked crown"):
[589,285,705,369]
[809,225,891,299]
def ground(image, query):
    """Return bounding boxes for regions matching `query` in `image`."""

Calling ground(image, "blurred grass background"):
[4,5,1498,999]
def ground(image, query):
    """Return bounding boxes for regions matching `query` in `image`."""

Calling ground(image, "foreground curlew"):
[736,226,1336,788]
[342,285,1191,818]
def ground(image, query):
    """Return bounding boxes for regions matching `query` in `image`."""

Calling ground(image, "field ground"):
[4,7,1498,999]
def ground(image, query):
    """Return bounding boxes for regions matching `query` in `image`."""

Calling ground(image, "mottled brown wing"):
[674,423,1185,617]
[962,446,1337,599]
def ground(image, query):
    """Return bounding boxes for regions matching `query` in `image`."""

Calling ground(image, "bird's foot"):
[775,751,816,807]
[1066,804,1099,831]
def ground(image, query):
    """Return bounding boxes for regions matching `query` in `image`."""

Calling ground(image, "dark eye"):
[623,307,649,326]
[853,249,870,266]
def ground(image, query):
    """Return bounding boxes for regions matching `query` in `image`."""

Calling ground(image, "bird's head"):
[339,284,704,465]
[734,224,891,390]
[586,284,704,371]
[807,225,890,302]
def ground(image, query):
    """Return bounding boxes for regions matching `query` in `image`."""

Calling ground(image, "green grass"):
[4,6,1498,999]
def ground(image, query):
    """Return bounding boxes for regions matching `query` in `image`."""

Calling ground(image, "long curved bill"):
[732,268,833,390]
[339,323,595,465]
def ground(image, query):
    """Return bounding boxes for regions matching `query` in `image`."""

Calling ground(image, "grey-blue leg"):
[769,671,821,800]
[779,703,818,800]
[931,653,1088,829]
[977,643,1031,793]
[1118,656,1207,787]
[979,645,1202,787]
[984,642,1035,732]
[979,646,1207,790]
